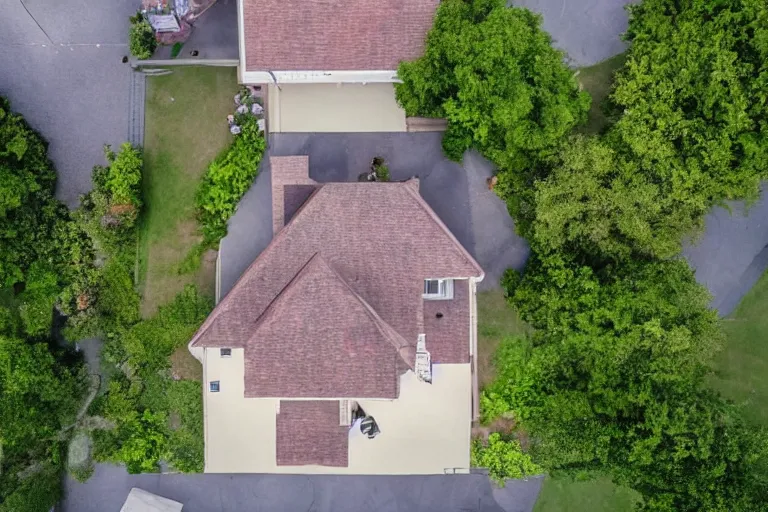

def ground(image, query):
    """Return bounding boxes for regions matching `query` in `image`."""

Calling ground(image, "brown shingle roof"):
[270,156,316,235]
[242,0,440,71]
[190,175,483,397]
[244,254,414,399]
[276,401,349,467]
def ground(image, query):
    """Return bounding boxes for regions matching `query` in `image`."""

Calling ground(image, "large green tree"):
[610,0,768,217]
[490,257,768,510]
[0,97,61,287]
[0,335,84,511]
[530,135,700,260]
[395,0,590,169]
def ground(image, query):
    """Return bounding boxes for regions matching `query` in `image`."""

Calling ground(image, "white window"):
[209,381,220,393]
[220,348,232,358]
[423,279,453,300]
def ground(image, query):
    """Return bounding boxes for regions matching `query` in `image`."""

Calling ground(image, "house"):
[188,156,484,474]
[236,0,440,132]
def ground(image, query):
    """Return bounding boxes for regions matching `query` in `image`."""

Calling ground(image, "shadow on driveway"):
[219,133,530,298]
[60,463,543,512]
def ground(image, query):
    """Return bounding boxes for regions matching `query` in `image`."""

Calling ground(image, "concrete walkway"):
[683,192,768,316]
[60,463,544,512]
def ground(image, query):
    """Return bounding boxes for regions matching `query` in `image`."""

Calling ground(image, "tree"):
[489,256,768,510]
[0,97,60,287]
[395,0,589,172]
[0,335,85,510]
[530,135,701,260]
[610,0,768,218]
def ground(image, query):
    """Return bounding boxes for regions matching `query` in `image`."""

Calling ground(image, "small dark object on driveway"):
[122,56,128,63]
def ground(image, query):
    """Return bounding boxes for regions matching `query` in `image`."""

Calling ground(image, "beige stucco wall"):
[201,348,471,474]
[267,83,407,133]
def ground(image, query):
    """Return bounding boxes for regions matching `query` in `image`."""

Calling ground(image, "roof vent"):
[415,334,432,384]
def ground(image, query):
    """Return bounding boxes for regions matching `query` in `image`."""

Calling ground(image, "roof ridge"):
[245,253,414,371]
[188,186,326,348]
[320,260,416,370]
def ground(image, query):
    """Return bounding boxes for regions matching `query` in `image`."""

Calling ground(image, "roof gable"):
[190,181,482,354]
[244,254,413,399]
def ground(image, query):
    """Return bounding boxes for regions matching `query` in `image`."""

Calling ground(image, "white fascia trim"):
[469,277,481,422]
[241,70,400,85]
[236,0,246,83]
[202,347,211,471]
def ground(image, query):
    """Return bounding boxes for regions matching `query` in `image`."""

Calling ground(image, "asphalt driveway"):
[60,463,544,512]
[151,0,239,61]
[683,193,768,316]
[219,133,530,298]
[511,0,636,66]
[0,0,136,207]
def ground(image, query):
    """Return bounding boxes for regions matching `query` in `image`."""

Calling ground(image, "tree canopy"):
[391,0,768,508]
[0,97,89,512]
[491,257,768,510]
[395,0,590,167]
[608,0,768,241]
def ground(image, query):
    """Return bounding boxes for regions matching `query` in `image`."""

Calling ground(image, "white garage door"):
[267,83,407,133]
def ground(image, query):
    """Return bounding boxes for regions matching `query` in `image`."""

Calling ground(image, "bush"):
[90,287,210,473]
[166,380,204,472]
[18,262,60,337]
[196,115,266,245]
[0,464,62,512]
[471,433,541,485]
[120,285,211,378]
[129,14,157,60]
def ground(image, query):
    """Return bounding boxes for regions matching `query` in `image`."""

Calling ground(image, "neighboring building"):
[188,156,484,474]
[236,0,440,132]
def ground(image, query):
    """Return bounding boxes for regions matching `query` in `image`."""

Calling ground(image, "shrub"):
[471,433,541,485]
[166,380,204,472]
[171,42,183,59]
[0,464,62,512]
[129,13,157,60]
[196,115,266,245]
[18,262,60,337]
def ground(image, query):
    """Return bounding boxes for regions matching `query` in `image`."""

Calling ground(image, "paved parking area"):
[511,0,635,66]
[152,0,239,61]
[219,133,530,298]
[60,463,543,512]
[0,0,136,207]
[683,193,768,316]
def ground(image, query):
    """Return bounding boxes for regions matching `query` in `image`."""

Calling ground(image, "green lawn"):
[139,66,237,317]
[711,270,768,425]
[535,475,640,512]
[477,289,528,389]
[577,53,627,134]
